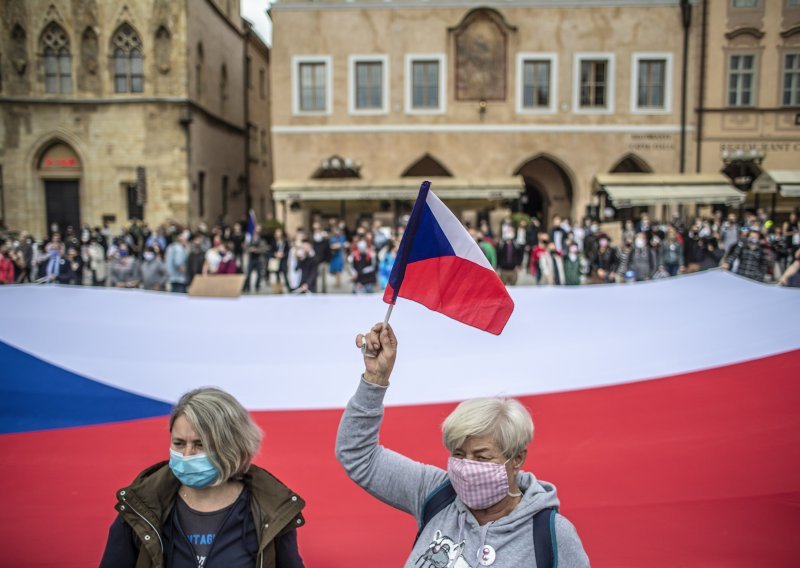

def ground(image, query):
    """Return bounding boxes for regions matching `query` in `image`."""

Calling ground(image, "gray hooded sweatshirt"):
[336,378,590,568]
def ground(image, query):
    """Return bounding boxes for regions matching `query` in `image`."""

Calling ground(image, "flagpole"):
[382,304,393,329]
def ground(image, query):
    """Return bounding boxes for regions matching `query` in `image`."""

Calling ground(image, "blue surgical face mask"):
[169,448,220,488]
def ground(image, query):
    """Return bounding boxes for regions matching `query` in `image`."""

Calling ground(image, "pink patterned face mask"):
[447,456,517,510]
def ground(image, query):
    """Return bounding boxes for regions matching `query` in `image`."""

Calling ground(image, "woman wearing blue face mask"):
[336,324,589,568]
[100,388,306,568]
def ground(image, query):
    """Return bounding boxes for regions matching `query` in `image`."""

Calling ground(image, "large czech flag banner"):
[1,273,800,567]
[384,181,514,335]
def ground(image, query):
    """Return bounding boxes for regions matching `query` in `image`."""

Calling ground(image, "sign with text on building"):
[719,142,800,154]
[39,143,82,171]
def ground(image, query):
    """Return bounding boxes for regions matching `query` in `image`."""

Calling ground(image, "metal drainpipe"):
[695,0,709,174]
[243,27,252,216]
[679,0,692,174]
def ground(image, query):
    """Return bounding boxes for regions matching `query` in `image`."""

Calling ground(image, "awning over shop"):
[271,177,523,201]
[593,173,745,207]
[753,170,800,198]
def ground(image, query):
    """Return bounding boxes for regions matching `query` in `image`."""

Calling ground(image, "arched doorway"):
[38,141,82,234]
[608,153,652,222]
[610,153,652,173]
[513,155,574,227]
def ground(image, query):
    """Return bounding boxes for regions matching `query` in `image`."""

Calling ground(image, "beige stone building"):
[695,0,800,216]
[270,0,703,233]
[0,0,249,237]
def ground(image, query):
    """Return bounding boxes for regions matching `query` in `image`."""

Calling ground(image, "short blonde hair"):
[442,397,534,459]
[170,387,262,485]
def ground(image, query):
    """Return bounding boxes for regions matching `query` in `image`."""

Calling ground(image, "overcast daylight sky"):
[241,0,273,45]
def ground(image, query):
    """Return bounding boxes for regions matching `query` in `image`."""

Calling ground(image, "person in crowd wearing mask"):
[100,387,306,568]
[0,244,15,284]
[336,324,589,568]
[615,238,633,283]
[268,227,290,293]
[778,249,800,287]
[697,237,724,272]
[203,236,225,275]
[141,246,169,291]
[564,243,582,286]
[497,226,522,286]
[186,236,206,289]
[723,229,770,282]
[87,237,108,286]
[166,232,190,293]
[659,227,684,277]
[38,241,75,284]
[328,225,347,289]
[216,242,239,274]
[109,243,142,289]
[550,215,567,253]
[479,219,495,243]
[17,232,35,283]
[627,232,657,281]
[349,237,377,294]
[242,226,267,294]
[294,240,320,293]
[589,235,619,284]
[720,213,740,255]
[65,247,83,285]
[538,241,565,285]
[372,219,389,253]
[310,222,330,283]
[229,222,246,268]
[529,234,548,285]
[9,245,24,282]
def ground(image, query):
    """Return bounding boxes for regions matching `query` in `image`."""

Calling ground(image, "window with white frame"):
[406,54,446,113]
[292,56,332,115]
[517,54,556,113]
[728,54,756,107]
[349,56,388,114]
[632,53,672,113]
[784,53,800,106]
[574,53,614,113]
[731,0,758,7]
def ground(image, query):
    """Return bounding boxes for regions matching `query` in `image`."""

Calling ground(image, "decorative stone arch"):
[449,8,516,101]
[401,154,453,178]
[28,135,86,235]
[609,153,653,173]
[513,154,576,225]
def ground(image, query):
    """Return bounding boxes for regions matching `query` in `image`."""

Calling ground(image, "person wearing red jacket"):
[0,245,15,284]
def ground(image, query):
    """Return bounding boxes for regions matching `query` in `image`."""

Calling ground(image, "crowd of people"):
[1,207,799,292]
[483,209,800,287]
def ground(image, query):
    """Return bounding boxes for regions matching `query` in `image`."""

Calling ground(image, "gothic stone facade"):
[0,0,249,236]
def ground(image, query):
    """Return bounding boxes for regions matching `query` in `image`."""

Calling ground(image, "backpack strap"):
[413,480,457,546]
[533,507,558,568]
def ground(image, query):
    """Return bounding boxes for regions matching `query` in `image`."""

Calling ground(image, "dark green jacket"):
[107,461,305,568]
